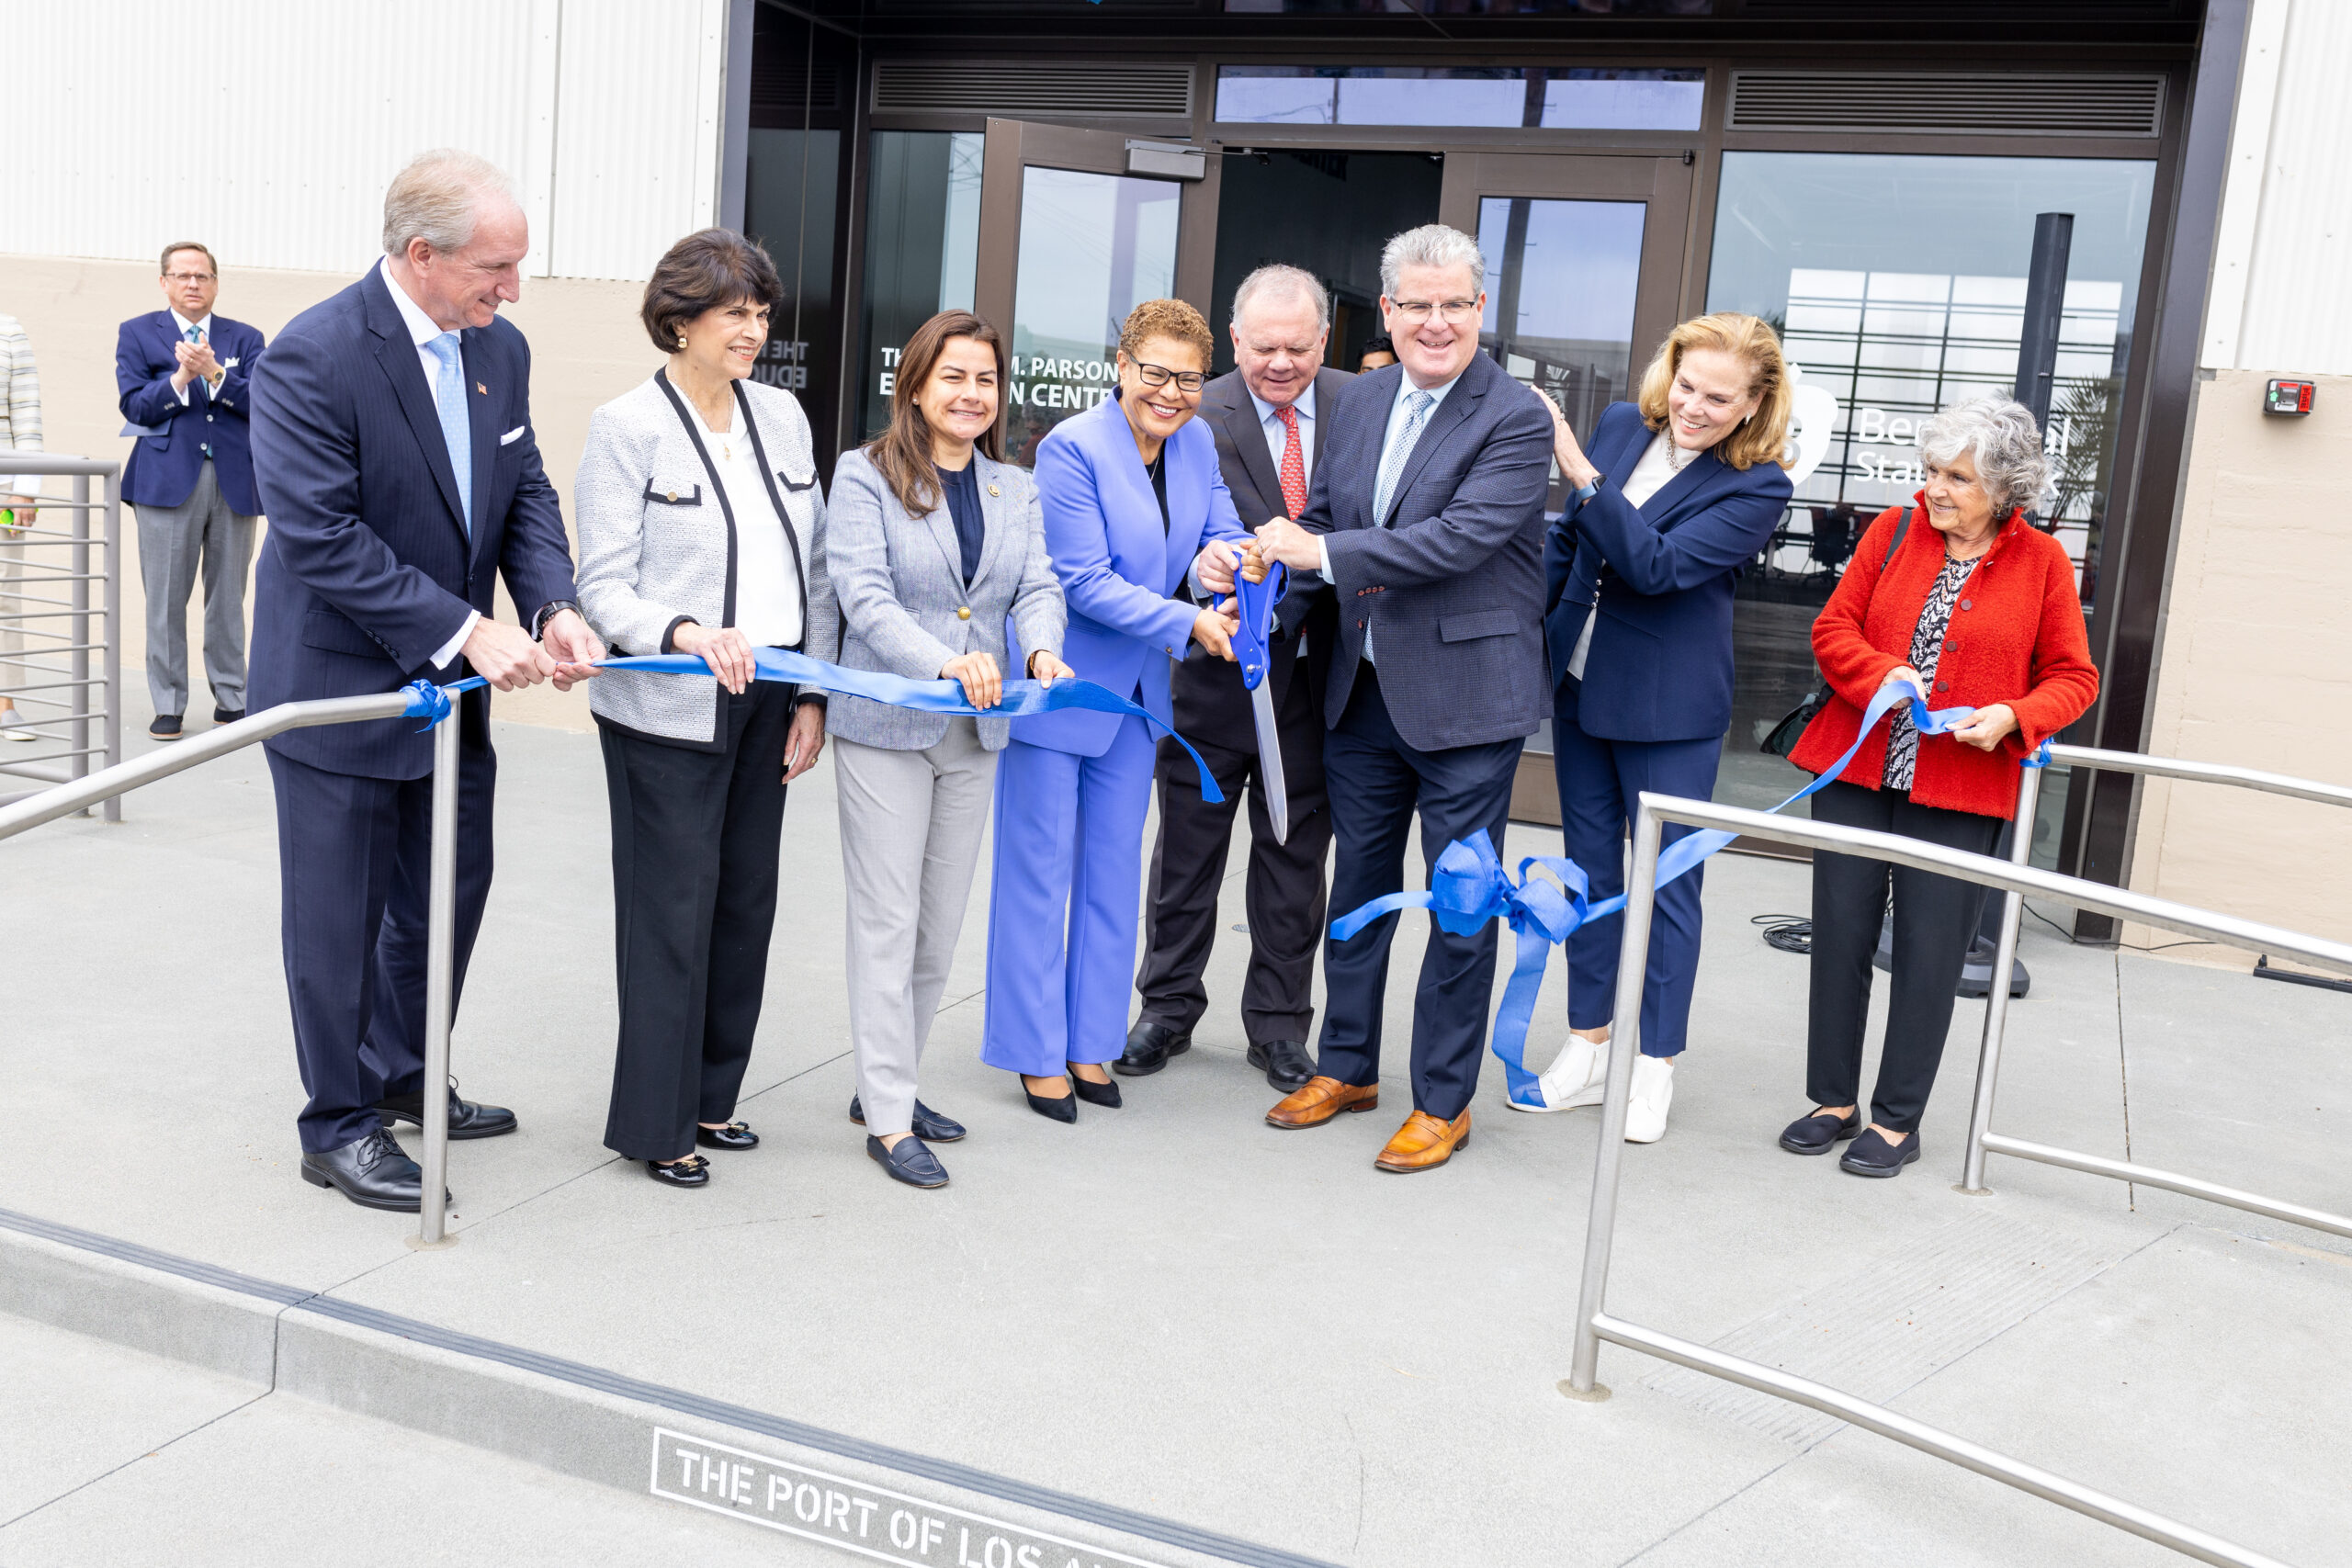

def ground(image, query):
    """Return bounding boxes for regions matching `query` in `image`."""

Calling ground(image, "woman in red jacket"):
[1782,398,2098,1178]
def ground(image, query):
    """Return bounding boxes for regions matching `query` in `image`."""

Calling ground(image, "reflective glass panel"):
[1006,166,1182,467]
[854,130,984,442]
[1705,152,2155,841]
[1226,1,1712,13]
[1216,66,1702,130]
[743,129,842,430]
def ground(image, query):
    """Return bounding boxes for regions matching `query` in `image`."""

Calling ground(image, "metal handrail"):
[0,454,119,815]
[1962,746,2352,1192]
[0,690,464,1248]
[1562,789,2343,1568]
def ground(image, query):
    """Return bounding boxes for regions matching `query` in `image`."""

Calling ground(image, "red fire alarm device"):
[2265,378,2315,416]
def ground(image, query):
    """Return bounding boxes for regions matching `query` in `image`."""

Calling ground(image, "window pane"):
[744,129,842,429]
[1007,167,1182,467]
[1703,151,2155,827]
[1337,73,1525,128]
[854,130,985,443]
[1215,68,1335,125]
[1541,72,1704,131]
[1215,64,1702,130]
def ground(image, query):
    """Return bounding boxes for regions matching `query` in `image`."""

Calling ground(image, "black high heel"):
[1068,1064,1122,1109]
[1023,1076,1078,1123]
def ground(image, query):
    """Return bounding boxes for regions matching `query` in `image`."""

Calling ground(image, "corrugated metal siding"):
[2233,1,2352,374]
[0,0,724,282]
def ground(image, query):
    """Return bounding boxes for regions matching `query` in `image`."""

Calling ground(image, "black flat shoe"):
[1023,1078,1078,1123]
[867,1135,950,1189]
[1248,1039,1317,1092]
[377,1082,517,1140]
[848,1097,967,1143]
[647,1155,709,1188]
[696,1121,759,1151]
[1069,1066,1122,1108]
[300,1127,437,1212]
[1114,1020,1191,1077]
[1839,1128,1921,1178]
[212,706,246,725]
[148,714,183,741]
[1779,1108,1862,1156]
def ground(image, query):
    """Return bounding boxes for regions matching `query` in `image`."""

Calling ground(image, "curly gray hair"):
[1379,223,1486,301]
[1918,396,2052,515]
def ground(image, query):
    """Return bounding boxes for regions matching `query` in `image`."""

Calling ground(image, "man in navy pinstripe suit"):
[248,151,603,1212]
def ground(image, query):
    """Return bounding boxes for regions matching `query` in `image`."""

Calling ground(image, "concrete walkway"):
[3,711,2346,1566]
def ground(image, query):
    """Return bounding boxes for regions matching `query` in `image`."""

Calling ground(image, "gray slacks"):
[136,460,256,716]
[834,720,996,1137]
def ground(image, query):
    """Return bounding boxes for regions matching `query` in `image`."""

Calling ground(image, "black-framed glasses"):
[1388,299,1480,324]
[1131,360,1206,394]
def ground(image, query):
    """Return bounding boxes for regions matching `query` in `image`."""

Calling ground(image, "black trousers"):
[1806,779,2002,1134]
[266,699,495,1155]
[1136,658,1331,1045]
[1316,665,1522,1120]
[599,682,797,1162]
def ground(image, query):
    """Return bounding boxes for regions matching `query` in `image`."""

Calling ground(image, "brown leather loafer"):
[1266,1075,1380,1128]
[1374,1109,1472,1172]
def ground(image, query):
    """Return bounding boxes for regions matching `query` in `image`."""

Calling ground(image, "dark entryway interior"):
[1206,150,1444,375]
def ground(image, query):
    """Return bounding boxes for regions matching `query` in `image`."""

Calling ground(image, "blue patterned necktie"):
[425,332,472,536]
[184,324,201,344]
[1373,389,1434,527]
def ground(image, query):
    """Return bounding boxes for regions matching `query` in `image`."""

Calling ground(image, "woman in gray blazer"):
[574,230,838,1190]
[829,310,1069,1189]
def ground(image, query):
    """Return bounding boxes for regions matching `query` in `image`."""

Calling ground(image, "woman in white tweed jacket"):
[828,310,1069,1190]
[573,231,837,1190]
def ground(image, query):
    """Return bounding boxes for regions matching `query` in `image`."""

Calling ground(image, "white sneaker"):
[0,709,31,742]
[1510,1034,1608,1112]
[1623,1054,1675,1144]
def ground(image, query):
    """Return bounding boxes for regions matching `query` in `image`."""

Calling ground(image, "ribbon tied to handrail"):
[406,648,1226,802]
[1329,678,2045,1107]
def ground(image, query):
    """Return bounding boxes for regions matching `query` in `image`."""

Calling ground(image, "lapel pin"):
[475,382,487,395]
[988,484,1001,497]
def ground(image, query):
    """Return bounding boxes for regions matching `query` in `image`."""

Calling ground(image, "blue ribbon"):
[401,649,1226,802]
[1331,679,2035,1106]
[1227,547,1288,693]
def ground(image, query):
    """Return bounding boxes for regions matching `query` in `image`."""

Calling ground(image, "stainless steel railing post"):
[1960,760,2042,1193]
[101,476,120,819]
[71,474,90,801]
[1565,796,1665,1399]
[417,705,460,1247]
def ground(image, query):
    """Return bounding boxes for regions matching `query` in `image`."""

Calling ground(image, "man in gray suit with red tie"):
[1124,265,1350,1093]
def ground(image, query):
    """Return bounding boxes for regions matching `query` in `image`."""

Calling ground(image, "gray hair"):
[1918,396,2052,514]
[382,149,519,258]
[1379,223,1486,300]
[1231,264,1330,332]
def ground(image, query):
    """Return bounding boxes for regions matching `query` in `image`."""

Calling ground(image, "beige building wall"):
[0,252,678,733]
[2124,369,2352,971]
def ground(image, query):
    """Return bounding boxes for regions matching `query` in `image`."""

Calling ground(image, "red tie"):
[1274,403,1307,520]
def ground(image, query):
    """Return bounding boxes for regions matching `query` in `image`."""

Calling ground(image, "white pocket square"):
[499,425,526,446]
[222,357,240,368]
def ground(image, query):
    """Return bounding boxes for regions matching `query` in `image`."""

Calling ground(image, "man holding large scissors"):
[1123,265,1351,1093]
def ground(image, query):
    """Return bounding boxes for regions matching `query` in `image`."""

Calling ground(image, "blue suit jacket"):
[1009,394,1249,758]
[1293,348,1553,752]
[1544,400,1794,743]
[247,266,577,779]
[116,310,266,514]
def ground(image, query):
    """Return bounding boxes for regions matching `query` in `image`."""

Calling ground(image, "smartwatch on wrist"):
[532,599,582,640]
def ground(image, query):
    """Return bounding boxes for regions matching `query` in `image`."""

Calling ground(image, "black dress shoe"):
[1248,1039,1317,1092]
[1779,1108,1862,1156]
[300,1127,436,1213]
[647,1155,709,1188]
[1023,1078,1078,1123]
[148,715,183,740]
[212,706,246,726]
[696,1121,759,1150]
[1839,1128,1921,1178]
[1114,1020,1191,1077]
[1069,1066,1122,1108]
[377,1084,517,1140]
[867,1134,950,1189]
[848,1097,967,1143]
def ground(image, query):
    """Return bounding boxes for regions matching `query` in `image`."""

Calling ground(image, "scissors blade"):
[1251,678,1289,846]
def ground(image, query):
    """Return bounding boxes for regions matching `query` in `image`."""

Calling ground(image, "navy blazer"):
[247,266,577,779]
[1544,400,1794,743]
[116,310,266,514]
[1293,348,1552,752]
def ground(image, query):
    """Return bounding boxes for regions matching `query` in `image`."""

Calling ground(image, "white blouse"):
[687,394,804,650]
[1568,430,1683,681]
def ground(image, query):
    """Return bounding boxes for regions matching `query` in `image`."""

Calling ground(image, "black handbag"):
[1760,507,1912,758]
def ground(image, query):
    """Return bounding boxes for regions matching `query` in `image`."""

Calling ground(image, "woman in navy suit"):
[1520,313,1795,1144]
[982,299,1249,1121]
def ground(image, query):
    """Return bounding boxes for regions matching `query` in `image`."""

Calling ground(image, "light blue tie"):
[184,324,201,344]
[425,332,472,536]
[1373,389,1434,528]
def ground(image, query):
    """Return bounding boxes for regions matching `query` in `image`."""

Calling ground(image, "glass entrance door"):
[1439,153,1693,826]
[972,120,1210,468]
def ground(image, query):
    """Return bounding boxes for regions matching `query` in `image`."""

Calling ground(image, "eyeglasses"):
[1131,360,1206,394]
[1387,299,1480,324]
[164,272,217,284]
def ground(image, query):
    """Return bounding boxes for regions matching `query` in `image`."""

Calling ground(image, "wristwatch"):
[531,598,582,639]
[1571,474,1603,507]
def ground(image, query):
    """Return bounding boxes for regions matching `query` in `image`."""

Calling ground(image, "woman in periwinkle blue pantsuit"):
[983,299,1250,1122]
